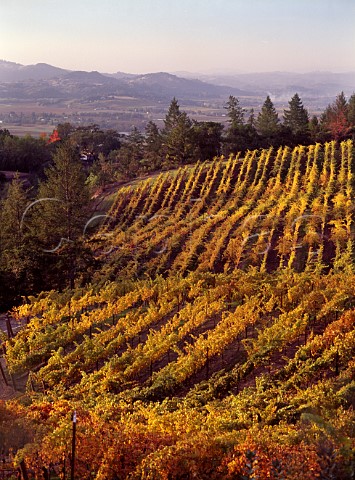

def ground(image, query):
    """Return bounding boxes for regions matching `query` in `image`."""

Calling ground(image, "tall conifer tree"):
[162,98,194,165]
[256,95,280,141]
[35,141,91,288]
[144,121,163,170]
[0,176,28,277]
[283,93,310,142]
[222,96,257,154]
[0,175,40,303]
[225,95,245,128]
[347,93,355,126]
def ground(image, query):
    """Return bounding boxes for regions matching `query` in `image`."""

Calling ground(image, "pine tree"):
[347,93,355,132]
[222,96,257,155]
[162,98,194,165]
[34,141,91,288]
[247,108,256,128]
[37,142,90,245]
[0,175,39,304]
[283,93,310,142]
[144,121,163,170]
[256,95,280,141]
[0,175,28,276]
[164,97,182,133]
[225,95,245,128]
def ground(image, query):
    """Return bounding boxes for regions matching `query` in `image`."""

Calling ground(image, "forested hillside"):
[0,140,354,478]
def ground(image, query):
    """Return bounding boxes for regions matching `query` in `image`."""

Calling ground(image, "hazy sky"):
[1,0,354,74]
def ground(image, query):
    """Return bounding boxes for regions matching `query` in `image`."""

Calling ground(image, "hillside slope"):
[94,140,354,278]
[1,140,354,479]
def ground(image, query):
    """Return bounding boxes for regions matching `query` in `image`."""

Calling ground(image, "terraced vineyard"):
[91,140,354,277]
[1,140,355,479]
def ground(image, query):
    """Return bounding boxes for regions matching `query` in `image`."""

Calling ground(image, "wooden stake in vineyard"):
[71,411,77,480]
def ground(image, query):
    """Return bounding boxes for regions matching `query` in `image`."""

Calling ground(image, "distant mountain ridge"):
[0,60,249,102]
[178,70,355,99]
[0,60,69,82]
[0,60,354,106]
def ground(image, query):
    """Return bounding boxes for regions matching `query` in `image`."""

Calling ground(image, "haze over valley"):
[1,59,355,135]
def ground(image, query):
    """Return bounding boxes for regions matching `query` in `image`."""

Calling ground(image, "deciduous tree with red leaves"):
[322,92,349,140]
[48,129,61,144]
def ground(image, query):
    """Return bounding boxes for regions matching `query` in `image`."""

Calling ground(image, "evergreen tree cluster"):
[0,141,94,307]
[107,91,355,174]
